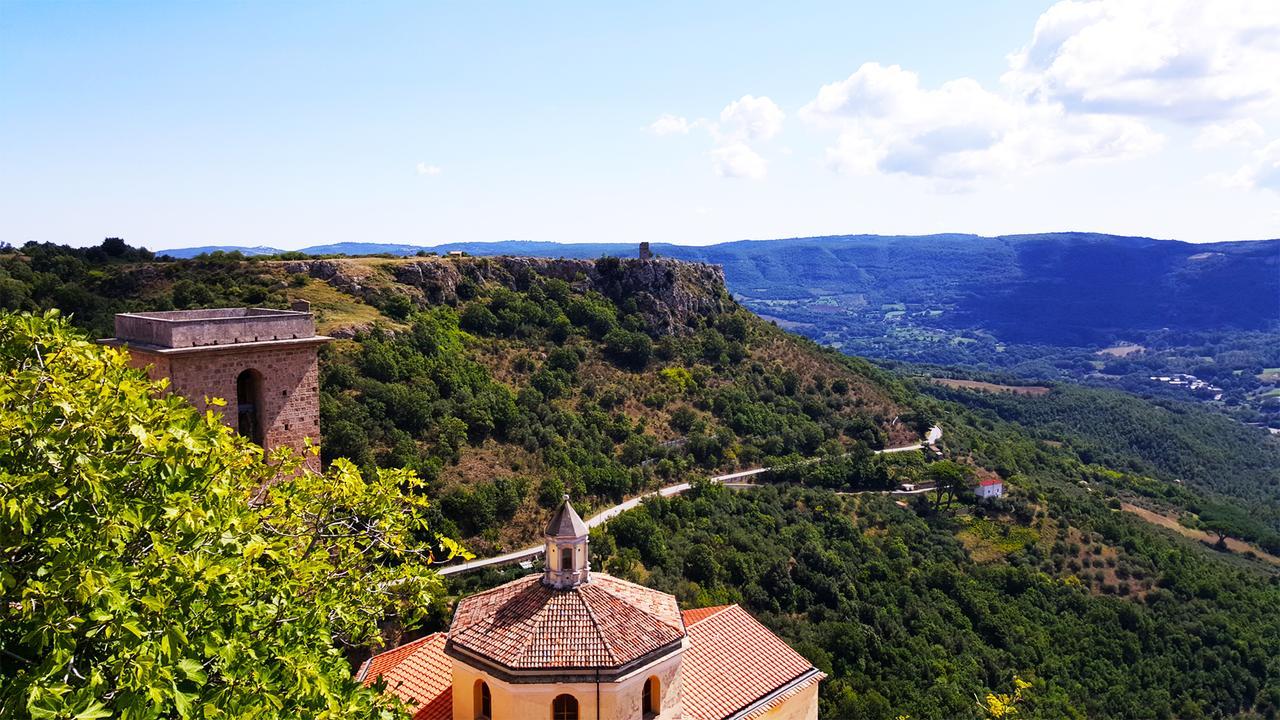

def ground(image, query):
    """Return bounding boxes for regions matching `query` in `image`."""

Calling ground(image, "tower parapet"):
[103,306,332,471]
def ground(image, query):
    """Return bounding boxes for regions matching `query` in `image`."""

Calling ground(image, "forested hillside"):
[153,233,1280,422]
[586,484,1280,719]
[0,240,918,555]
[925,383,1280,544]
[6,238,1280,719]
[160,232,1280,342]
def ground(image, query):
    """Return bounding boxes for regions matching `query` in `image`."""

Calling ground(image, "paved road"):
[437,426,941,576]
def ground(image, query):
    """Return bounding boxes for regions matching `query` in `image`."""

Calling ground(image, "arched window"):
[551,694,578,720]
[236,369,264,447]
[560,546,574,572]
[473,680,491,719]
[643,675,660,718]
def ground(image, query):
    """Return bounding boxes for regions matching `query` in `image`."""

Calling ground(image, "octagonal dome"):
[445,573,685,674]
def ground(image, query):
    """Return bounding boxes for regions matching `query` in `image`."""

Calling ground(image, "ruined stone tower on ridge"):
[103,301,332,472]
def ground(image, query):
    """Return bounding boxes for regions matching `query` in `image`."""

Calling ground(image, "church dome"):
[445,573,685,675]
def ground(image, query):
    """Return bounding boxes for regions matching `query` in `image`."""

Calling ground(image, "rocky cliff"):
[284,256,728,336]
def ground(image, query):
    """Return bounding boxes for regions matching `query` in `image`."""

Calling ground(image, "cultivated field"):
[1097,343,1146,357]
[931,378,1051,396]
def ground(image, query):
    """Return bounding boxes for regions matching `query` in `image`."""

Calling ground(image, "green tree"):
[603,328,653,370]
[0,311,465,719]
[927,460,974,510]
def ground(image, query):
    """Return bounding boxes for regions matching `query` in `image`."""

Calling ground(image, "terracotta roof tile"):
[448,573,684,670]
[681,605,732,627]
[358,633,453,720]
[680,605,824,720]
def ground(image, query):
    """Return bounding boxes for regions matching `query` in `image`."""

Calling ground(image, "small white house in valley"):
[975,478,1004,501]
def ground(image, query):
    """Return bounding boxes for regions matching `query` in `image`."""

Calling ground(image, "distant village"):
[1147,373,1224,401]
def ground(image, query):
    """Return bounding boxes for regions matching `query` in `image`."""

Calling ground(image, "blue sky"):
[2,1,1277,250]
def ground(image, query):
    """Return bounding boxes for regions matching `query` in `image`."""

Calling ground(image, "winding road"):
[437,426,942,576]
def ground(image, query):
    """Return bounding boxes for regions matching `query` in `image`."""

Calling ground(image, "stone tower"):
[103,302,332,472]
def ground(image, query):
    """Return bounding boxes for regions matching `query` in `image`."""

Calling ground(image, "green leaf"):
[73,701,113,719]
[177,658,208,686]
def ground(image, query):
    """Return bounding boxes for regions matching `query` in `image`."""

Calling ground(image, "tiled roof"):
[448,573,684,670]
[680,605,825,720]
[544,496,589,537]
[681,605,732,627]
[978,478,1003,487]
[358,633,453,720]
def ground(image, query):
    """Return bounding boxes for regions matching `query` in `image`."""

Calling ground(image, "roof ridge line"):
[598,576,686,634]
[577,584,622,666]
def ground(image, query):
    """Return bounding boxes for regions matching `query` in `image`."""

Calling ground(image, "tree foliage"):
[0,312,463,720]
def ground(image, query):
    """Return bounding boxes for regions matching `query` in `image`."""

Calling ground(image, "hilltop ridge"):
[157,233,1280,344]
[281,255,727,337]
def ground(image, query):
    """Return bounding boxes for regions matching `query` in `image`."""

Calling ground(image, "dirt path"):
[1121,503,1280,566]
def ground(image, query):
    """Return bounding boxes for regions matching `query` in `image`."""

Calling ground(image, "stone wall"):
[127,343,323,472]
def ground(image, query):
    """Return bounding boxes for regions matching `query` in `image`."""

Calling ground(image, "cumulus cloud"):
[1004,0,1280,123]
[1194,119,1266,149]
[710,142,769,180]
[801,62,1161,184]
[655,0,1278,188]
[649,95,784,180]
[716,95,785,143]
[648,113,692,135]
[1215,140,1280,191]
[416,163,443,176]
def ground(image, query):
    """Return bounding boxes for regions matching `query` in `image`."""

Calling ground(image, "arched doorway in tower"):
[236,369,264,447]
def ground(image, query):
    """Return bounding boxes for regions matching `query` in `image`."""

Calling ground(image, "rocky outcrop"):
[282,256,727,336]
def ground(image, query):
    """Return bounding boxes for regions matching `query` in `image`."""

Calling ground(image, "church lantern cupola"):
[543,495,590,588]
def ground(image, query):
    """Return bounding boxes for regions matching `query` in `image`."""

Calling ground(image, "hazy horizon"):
[140,229,1280,254]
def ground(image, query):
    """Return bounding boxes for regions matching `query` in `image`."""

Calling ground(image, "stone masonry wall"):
[127,344,323,472]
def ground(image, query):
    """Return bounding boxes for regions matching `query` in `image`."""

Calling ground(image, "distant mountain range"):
[159,233,1280,345]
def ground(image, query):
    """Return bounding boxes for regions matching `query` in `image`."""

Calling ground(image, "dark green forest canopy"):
[591,484,1280,720]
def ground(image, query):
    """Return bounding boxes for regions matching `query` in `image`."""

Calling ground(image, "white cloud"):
[1194,119,1266,149]
[802,62,1161,184]
[648,113,691,135]
[710,142,769,180]
[1215,140,1280,191]
[1004,0,1280,122]
[716,95,785,142]
[650,96,784,180]
[416,163,443,176]
[656,0,1279,187]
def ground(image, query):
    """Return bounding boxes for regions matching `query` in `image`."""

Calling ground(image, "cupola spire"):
[543,495,590,588]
